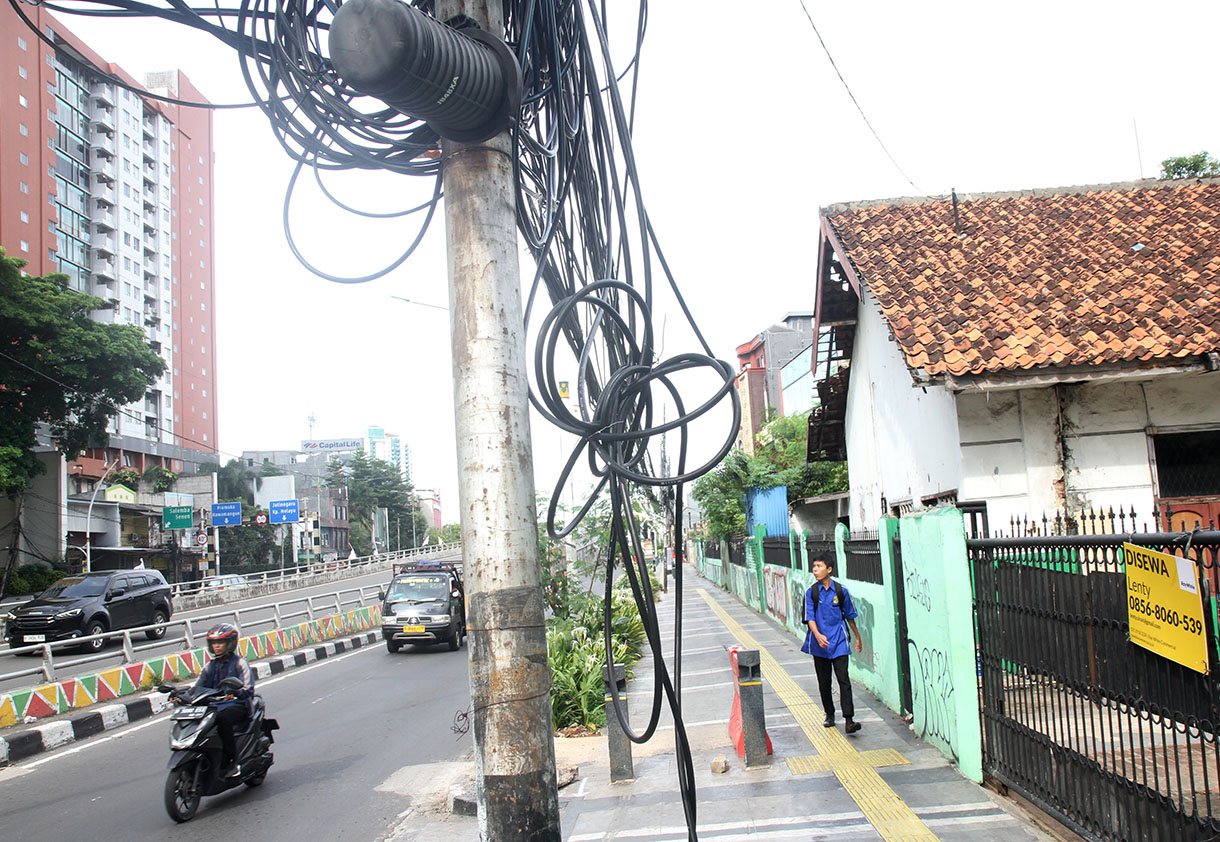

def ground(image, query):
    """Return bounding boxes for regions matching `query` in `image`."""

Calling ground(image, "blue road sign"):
[212,501,243,526]
[269,499,300,524]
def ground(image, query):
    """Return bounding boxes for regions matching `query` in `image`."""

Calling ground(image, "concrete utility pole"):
[438,0,561,837]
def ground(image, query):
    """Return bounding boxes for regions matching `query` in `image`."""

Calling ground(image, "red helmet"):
[205,622,239,658]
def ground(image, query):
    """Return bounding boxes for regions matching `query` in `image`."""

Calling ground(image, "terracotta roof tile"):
[824,180,1220,377]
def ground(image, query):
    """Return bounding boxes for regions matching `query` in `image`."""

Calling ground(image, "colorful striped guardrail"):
[0,604,382,728]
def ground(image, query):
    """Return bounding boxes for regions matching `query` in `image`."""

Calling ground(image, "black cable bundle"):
[21,2,741,837]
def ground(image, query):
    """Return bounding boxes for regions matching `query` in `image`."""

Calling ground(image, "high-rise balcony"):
[142,119,155,141]
[91,134,115,159]
[89,82,115,107]
[91,258,116,283]
[89,102,114,129]
[92,235,116,256]
[92,205,116,230]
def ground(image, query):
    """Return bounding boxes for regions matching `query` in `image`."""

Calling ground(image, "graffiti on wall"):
[852,595,876,671]
[907,638,958,761]
[745,568,761,607]
[763,567,789,624]
[790,579,808,633]
[905,563,933,613]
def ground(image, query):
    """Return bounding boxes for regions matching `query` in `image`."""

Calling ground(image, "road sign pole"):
[212,471,221,576]
[437,0,560,836]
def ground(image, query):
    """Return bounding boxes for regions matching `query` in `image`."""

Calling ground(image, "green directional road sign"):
[162,505,193,530]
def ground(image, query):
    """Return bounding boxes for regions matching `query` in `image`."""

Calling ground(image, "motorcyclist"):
[193,622,254,778]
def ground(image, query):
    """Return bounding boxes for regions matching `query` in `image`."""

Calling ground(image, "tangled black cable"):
[28,2,739,837]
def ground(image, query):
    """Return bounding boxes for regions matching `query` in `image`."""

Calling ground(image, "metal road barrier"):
[168,541,462,598]
[0,582,384,688]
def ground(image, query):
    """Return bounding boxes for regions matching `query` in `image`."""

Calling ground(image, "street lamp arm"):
[84,459,120,574]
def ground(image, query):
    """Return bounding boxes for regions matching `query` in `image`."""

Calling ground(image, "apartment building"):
[366,426,411,484]
[0,5,217,489]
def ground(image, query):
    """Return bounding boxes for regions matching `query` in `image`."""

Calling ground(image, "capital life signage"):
[211,501,243,526]
[269,499,300,524]
[1124,542,1209,674]
[300,439,361,451]
[162,505,193,530]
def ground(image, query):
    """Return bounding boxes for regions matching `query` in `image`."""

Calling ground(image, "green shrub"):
[547,569,653,731]
[3,562,71,597]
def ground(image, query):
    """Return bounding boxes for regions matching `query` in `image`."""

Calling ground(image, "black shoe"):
[822,716,835,728]
[224,763,241,778]
[845,719,861,734]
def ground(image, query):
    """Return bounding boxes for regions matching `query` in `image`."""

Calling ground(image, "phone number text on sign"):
[1123,542,1209,675]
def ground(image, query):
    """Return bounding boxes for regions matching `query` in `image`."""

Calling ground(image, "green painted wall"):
[894,507,982,782]
[711,507,983,783]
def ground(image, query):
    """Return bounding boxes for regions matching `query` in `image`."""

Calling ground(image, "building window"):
[20,211,29,223]
[19,240,29,252]
[18,94,28,108]
[18,122,28,136]
[19,181,28,194]
[19,152,28,166]
[17,65,27,79]
[17,35,27,49]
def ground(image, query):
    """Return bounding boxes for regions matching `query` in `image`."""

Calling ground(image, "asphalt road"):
[0,551,462,694]
[0,633,474,841]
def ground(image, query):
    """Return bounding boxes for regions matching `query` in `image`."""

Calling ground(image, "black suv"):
[381,563,466,653]
[2,570,174,652]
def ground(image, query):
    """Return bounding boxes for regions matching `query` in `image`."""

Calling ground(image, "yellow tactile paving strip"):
[698,588,941,842]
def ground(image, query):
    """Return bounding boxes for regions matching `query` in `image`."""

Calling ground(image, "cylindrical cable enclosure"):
[329,0,522,144]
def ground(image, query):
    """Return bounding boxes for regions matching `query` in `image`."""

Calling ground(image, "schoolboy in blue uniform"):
[802,554,863,733]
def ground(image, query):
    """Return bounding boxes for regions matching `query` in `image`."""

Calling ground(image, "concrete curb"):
[0,631,379,766]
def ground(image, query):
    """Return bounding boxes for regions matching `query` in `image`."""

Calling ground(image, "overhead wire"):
[796,0,923,194]
[24,2,742,836]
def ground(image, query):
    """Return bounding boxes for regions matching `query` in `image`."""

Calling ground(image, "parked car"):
[2,569,173,652]
[199,574,249,593]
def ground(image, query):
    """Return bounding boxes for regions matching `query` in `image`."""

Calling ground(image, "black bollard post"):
[736,649,769,767]
[603,662,634,782]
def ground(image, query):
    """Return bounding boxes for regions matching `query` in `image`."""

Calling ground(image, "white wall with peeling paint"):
[844,290,961,528]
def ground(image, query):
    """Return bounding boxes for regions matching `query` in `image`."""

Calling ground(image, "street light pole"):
[84,459,119,574]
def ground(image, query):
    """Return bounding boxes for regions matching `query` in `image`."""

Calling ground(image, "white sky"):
[55,1,1220,521]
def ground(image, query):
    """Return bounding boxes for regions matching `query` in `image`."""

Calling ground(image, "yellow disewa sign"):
[1123,542,1209,675]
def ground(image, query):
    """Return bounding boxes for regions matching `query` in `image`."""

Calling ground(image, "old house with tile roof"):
[807,178,1220,532]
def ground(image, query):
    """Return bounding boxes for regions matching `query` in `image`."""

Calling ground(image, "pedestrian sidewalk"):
[394,565,1071,841]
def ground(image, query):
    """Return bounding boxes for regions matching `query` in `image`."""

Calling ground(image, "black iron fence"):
[726,536,747,568]
[705,539,722,560]
[970,530,1220,842]
[804,534,835,565]
[845,530,883,584]
[761,536,791,569]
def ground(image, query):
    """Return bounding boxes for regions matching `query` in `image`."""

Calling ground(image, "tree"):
[0,251,166,493]
[1160,151,1220,180]
[692,410,848,540]
[218,507,281,569]
[343,451,422,554]
[199,459,257,504]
